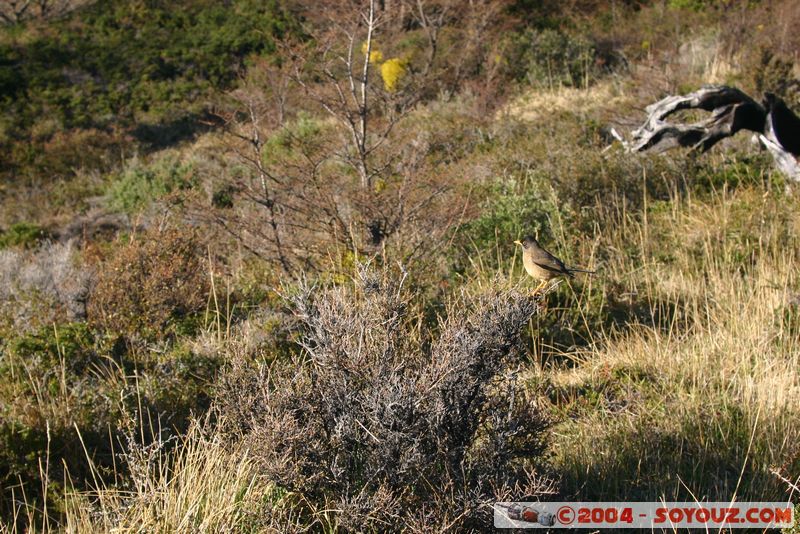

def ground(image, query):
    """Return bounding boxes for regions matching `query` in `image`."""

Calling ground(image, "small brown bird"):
[514,235,594,291]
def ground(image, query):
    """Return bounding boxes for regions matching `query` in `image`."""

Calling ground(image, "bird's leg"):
[533,280,546,293]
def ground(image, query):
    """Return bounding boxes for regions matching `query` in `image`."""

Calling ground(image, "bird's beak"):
[513,240,522,246]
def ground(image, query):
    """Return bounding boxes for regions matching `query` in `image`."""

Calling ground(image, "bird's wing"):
[530,247,569,274]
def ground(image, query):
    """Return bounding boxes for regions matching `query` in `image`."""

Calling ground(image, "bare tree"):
[291,0,418,190]
[208,61,346,273]
[404,0,449,78]
[289,0,507,185]
[204,0,482,275]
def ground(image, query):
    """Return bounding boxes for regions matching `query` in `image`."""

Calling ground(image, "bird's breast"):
[523,253,554,280]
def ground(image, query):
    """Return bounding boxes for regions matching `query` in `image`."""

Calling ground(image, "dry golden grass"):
[447,162,800,503]
[60,422,274,534]
[541,186,800,502]
[502,79,634,123]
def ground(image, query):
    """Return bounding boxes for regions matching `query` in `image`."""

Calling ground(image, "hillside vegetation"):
[1,0,800,532]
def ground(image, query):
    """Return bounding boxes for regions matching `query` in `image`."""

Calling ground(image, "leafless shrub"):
[218,265,556,531]
[0,240,90,332]
[201,0,509,276]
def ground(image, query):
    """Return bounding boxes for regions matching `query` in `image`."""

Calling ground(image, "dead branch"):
[621,85,800,181]
[629,85,765,153]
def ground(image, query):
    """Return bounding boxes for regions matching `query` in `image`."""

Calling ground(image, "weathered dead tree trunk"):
[762,92,800,179]
[615,85,800,181]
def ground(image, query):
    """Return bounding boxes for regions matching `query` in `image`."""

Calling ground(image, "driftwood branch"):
[618,85,800,181]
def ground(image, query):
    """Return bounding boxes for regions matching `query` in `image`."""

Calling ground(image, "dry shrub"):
[0,241,90,333]
[218,266,556,532]
[86,229,208,341]
[202,105,469,277]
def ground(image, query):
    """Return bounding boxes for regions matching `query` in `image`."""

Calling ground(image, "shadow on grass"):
[131,112,221,150]
[553,405,794,503]
[529,283,689,366]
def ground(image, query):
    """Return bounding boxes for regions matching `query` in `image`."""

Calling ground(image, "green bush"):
[0,222,47,248]
[508,28,598,88]
[0,322,107,523]
[456,174,568,268]
[263,112,326,164]
[668,0,714,11]
[107,156,195,213]
[0,0,295,134]
[752,49,798,108]
[0,321,222,525]
[10,321,96,374]
[693,154,773,193]
[0,0,299,191]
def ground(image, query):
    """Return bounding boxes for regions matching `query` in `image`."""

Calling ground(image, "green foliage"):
[10,322,96,374]
[0,320,223,525]
[693,155,772,193]
[508,29,597,88]
[0,0,298,190]
[0,322,104,523]
[139,342,220,419]
[0,0,294,133]
[0,418,54,523]
[507,0,577,30]
[0,222,47,248]
[752,49,798,108]
[458,175,568,264]
[263,112,326,164]
[107,156,195,213]
[667,0,714,11]
[211,184,236,209]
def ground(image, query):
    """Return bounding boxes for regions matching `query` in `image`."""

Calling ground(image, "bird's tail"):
[568,267,595,275]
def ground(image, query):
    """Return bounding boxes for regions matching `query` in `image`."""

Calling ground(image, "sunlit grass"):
[542,186,800,503]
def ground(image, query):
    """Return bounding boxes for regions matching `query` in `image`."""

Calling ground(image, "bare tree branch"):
[629,85,765,153]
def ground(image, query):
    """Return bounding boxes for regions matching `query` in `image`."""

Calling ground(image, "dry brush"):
[217,265,556,531]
